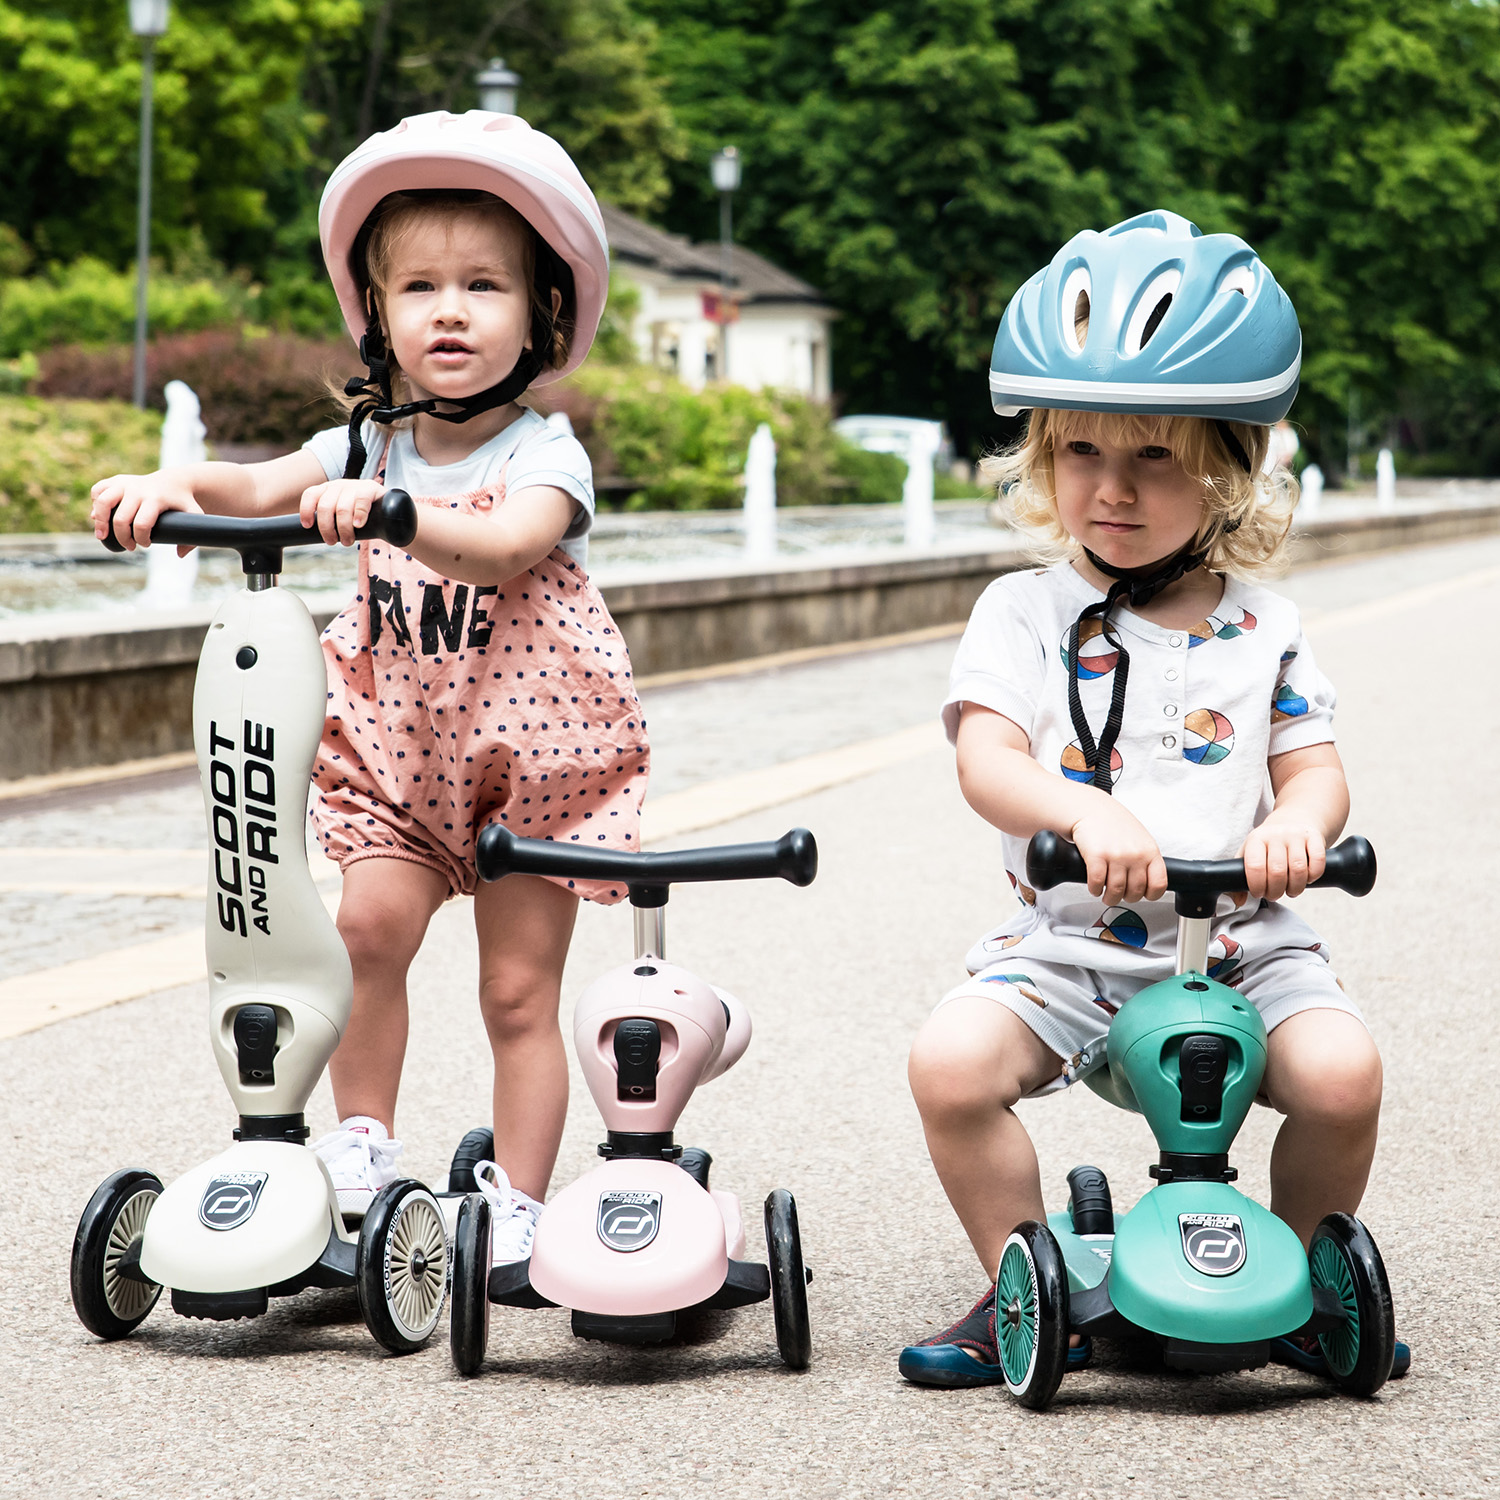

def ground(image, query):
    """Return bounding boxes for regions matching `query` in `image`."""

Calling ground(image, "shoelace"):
[311,1128,402,1184]
[473,1159,544,1259]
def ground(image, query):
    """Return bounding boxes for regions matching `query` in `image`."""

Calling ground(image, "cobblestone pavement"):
[1,535,1497,1497]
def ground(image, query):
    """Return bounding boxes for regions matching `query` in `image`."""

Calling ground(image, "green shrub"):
[0,259,247,359]
[539,365,905,509]
[0,396,161,533]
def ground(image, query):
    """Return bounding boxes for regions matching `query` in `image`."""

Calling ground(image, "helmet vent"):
[1218,264,1255,298]
[1139,294,1172,348]
[1123,267,1183,356]
[1060,266,1092,353]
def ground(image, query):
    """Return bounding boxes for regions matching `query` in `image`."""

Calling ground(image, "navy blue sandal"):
[1271,1333,1410,1380]
[899,1286,1092,1387]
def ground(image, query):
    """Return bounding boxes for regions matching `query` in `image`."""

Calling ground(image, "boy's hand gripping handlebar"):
[1025,830,1375,978]
[1025,830,1377,917]
[476,824,818,909]
[100,490,419,575]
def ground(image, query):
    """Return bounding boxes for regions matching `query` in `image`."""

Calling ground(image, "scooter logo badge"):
[597,1191,661,1252]
[1179,1213,1247,1276]
[199,1171,269,1232]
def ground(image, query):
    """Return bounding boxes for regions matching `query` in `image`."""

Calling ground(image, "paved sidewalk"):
[1,537,1497,1497]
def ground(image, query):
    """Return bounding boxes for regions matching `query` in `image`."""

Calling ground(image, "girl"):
[900,211,1407,1385]
[91,112,649,1264]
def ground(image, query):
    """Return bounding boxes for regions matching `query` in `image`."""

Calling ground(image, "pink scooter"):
[447,825,818,1373]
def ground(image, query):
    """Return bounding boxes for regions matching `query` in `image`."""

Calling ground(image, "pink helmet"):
[318,110,610,384]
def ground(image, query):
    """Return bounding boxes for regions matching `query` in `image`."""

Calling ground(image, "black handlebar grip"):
[1026,830,1376,900]
[475,824,818,893]
[1025,830,1088,892]
[100,489,418,555]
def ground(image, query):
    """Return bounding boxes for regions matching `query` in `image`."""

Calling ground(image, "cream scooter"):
[70,495,450,1354]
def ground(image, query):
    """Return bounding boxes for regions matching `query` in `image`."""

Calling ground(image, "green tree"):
[0,1,362,271]
[635,0,1500,468]
[305,0,687,217]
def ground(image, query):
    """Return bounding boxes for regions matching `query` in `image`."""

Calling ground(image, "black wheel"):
[71,1169,163,1340]
[1309,1213,1395,1397]
[450,1192,492,1376]
[996,1221,1070,1410]
[357,1179,449,1354]
[764,1189,810,1370]
[448,1127,495,1194]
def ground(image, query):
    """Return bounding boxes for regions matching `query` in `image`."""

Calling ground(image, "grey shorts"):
[937,945,1363,1097]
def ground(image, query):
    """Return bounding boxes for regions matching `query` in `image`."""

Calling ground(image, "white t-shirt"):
[302,408,596,568]
[944,561,1339,971]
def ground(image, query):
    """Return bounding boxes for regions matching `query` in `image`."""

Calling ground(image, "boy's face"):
[1052,420,1208,571]
[380,213,535,403]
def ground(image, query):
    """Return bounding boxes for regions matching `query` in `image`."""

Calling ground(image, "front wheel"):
[764,1189,810,1370]
[449,1192,492,1376]
[1309,1213,1395,1397]
[996,1221,1069,1411]
[71,1169,164,1340]
[357,1179,449,1354]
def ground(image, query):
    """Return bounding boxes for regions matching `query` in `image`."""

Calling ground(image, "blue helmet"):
[989,210,1301,424]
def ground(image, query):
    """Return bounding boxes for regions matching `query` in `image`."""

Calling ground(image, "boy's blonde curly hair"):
[980,409,1299,577]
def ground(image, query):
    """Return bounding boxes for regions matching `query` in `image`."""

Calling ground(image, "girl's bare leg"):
[472,873,579,1202]
[328,856,450,1133]
[908,997,1064,1280]
[1262,1007,1383,1247]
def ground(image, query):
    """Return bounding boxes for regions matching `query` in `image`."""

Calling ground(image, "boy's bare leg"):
[328,856,451,1132]
[1262,1007,1383,1247]
[909,997,1064,1279]
[472,873,579,1203]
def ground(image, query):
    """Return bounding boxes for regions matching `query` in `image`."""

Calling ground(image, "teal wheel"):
[1309,1214,1395,1397]
[996,1221,1069,1410]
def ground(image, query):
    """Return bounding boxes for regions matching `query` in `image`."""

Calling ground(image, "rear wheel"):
[71,1169,163,1340]
[448,1127,495,1194]
[996,1221,1069,1411]
[357,1180,449,1354]
[764,1189,810,1370]
[450,1192,492,1376]
[1310,1214,1395,1397]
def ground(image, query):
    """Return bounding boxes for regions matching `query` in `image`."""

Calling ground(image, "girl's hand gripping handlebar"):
[99,490,419,574]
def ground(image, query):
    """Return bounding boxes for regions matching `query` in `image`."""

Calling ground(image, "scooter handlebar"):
[100,489,419,557]
[476,824,818,900]
[1025,830,1377,901]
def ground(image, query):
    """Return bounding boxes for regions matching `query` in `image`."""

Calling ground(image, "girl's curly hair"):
[980,408,1299,577]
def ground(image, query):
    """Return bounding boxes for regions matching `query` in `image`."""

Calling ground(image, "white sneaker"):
[312,1116,403,1218]
[473,1159,544,1266]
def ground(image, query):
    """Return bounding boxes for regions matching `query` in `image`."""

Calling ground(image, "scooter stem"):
[1175,915,1210,976]
[634,906,665,961]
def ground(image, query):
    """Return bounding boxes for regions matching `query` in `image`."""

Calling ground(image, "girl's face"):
[379,213,534,402]
[1052,423,1207,571]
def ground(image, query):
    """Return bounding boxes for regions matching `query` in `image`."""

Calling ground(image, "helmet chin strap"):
[339,326,546,480]
[1065,426,1254,792]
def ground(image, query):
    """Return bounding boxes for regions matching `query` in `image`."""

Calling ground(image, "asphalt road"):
[2,536,1498,1498]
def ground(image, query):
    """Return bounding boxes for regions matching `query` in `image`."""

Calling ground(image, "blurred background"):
[2,0,1498,549]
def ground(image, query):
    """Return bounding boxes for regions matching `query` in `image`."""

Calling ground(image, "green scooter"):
[993,831,1395,1411]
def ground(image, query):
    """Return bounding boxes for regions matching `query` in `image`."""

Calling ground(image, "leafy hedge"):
[37,330,347,447]
[537,364,905,509]
[0,396,160,534]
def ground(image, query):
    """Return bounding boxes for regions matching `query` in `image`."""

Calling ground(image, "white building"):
[601,204,834,399]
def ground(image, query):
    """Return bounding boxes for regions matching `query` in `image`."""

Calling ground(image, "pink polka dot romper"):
[311,453,650,904]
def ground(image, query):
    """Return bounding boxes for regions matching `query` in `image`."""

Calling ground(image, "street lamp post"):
[710,147,740,383]
[475,58,521,116]
[129,0,168,411]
